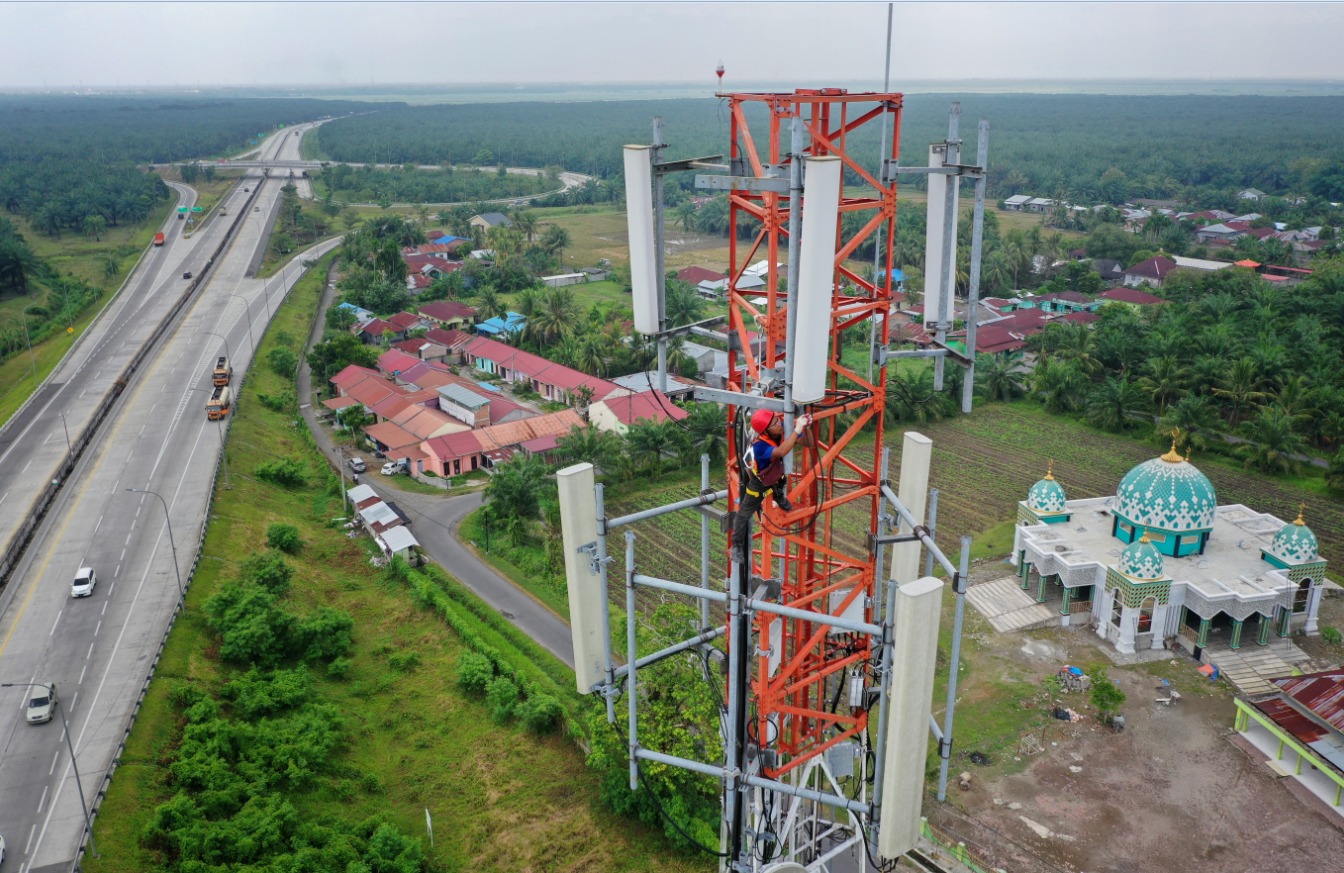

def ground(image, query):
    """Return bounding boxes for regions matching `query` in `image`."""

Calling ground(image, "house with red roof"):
[462,335,626,406]
[385,312,427,333]
[377,348,423,378]
[1100,286,1166,308]
[1235,668,1344,819]
[354,318,403,344]
[394,337,448,363]
[1122,256,1177,289]
[418,301,478,330]
[677,265,728,286]
[588,390,689,434]
[420,409,585,477]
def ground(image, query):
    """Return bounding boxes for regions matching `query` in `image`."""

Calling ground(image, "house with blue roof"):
[474,312,527,337]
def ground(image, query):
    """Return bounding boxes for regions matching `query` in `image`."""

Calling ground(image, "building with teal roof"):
[1012,443,1328,657]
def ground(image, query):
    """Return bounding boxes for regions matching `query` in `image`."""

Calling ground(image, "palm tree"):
[475,287,506,321]
[673,200,697,231]
[1211,357,1269,426]
[681,403,728,463]
[626,420,683,477]
[1236,408,1308,475]
[1032,358,1087,414]
[1157,395,1220,454]
[531,288,578,345]
[1137,355,1188,414]
[555,425,627,472]
[539,224,570,258]
[666,281,705,327]
[511,210,539,243]
[1085,376,1150,432]
[975,354,1026,403]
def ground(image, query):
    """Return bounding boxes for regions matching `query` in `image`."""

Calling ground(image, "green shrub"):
[240,551,294,596]
[203,581,295,667]
[1322,626,1343,646]
[518,693,563,734]
[485,675,519,723]
[255,457,306,487]
[327,656,353,679]
[257,390,296,412]
[268,346,298,377]
[387,651,421,672]
[297,607,355,662]
[456,651,495,693]
[266,522,303,554]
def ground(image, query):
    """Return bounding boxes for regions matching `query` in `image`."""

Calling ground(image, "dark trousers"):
[730,479,787,562]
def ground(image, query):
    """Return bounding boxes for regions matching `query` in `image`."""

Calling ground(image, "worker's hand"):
[794,414,811,435]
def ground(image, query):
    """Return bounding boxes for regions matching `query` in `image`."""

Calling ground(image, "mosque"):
[1011,439,1327,658]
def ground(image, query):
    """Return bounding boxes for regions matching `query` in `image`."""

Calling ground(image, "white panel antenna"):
[922,143,959,328]
[623,145,660,335]
[557,463,605,693]
[877,575,945,858]
[792,155,843,404]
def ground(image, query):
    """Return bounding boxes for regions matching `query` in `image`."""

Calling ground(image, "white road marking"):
[37,784,48,813]
[94,620,101,637]
[0,491,7,507]
[49,750,59,776]
[120,548,126,561]
[70,692,78,711]
[101,601,107,615]
[114,564,120,577]
[22,459,32,473]
[25,822,36,852]
[79,665,87,685]
[49,611,62,636]
[94,514,104,534]
[87,641,95,659]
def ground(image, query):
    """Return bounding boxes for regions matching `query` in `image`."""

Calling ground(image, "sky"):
[2,2,1343,90]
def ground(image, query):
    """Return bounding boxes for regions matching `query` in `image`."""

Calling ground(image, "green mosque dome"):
[1271,507,1320,564]
[1115,441,1216,534]
[1119,533,1165,580]
[1027,463,1067,514]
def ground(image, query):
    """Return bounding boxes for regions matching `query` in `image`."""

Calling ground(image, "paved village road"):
[295,273,576,669]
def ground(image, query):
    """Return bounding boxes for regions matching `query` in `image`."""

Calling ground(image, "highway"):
[0,124,338,873]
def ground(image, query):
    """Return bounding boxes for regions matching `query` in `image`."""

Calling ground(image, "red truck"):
[153,232,165,246]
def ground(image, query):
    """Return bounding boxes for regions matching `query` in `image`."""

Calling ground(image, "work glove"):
[794,414,811,435]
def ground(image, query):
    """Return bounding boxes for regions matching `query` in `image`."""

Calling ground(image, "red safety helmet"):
[750,408,777,433]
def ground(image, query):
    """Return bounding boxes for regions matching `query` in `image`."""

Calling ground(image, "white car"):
[72,566,97,598]
[348,457,367,474]
[381,462,401,476]
[26,684,56,724]
[1,833,6,865]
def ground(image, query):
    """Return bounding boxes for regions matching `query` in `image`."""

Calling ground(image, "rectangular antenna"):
[792,155,843,405]
[623,145,659,335]
[922,143,959,328]
[878,575,945,858]
[558,463,604,693]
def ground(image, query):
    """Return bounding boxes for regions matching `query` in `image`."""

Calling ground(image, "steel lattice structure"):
[723,89,903,779]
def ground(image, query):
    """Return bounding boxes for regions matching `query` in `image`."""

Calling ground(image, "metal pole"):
[58,412,72,454]
[625,530,639,791]
[869,1,895,384]
[700,454,711,632]
[937,536,973,801]
[596,483,617,724]
[203,329,232,370]
[868,575,898,844]
[0,683,98,857]
[335,446,349,509]
[724,558,748,868]
[229,293,257,358]
[652,117,668,393]
[21,303,39,385]
[961,120,990,414]
[933,105,961,392]
[126,488,184,608]
[924,489,940,579]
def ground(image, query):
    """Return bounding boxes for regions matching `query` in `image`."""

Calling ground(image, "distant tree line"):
[313,94,1344,208]
[316,163,555,206]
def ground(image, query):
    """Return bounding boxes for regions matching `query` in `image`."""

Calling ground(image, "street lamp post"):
[228,292,257,359]
[21,302,40,385]
[334,445,349,509]
[57,411,72,454]
[202,329,231,369]
[124,488,184,608]
[0,682,99,858]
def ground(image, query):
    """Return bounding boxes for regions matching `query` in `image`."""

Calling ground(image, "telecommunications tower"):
[560,88,988,871]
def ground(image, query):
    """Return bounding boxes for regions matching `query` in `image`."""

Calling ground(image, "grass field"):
[82,253,710,873]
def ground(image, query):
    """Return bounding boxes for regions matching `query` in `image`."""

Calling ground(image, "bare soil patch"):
[928,603,1344,873]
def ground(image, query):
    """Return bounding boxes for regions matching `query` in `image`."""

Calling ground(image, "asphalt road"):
[0,124,339,873]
